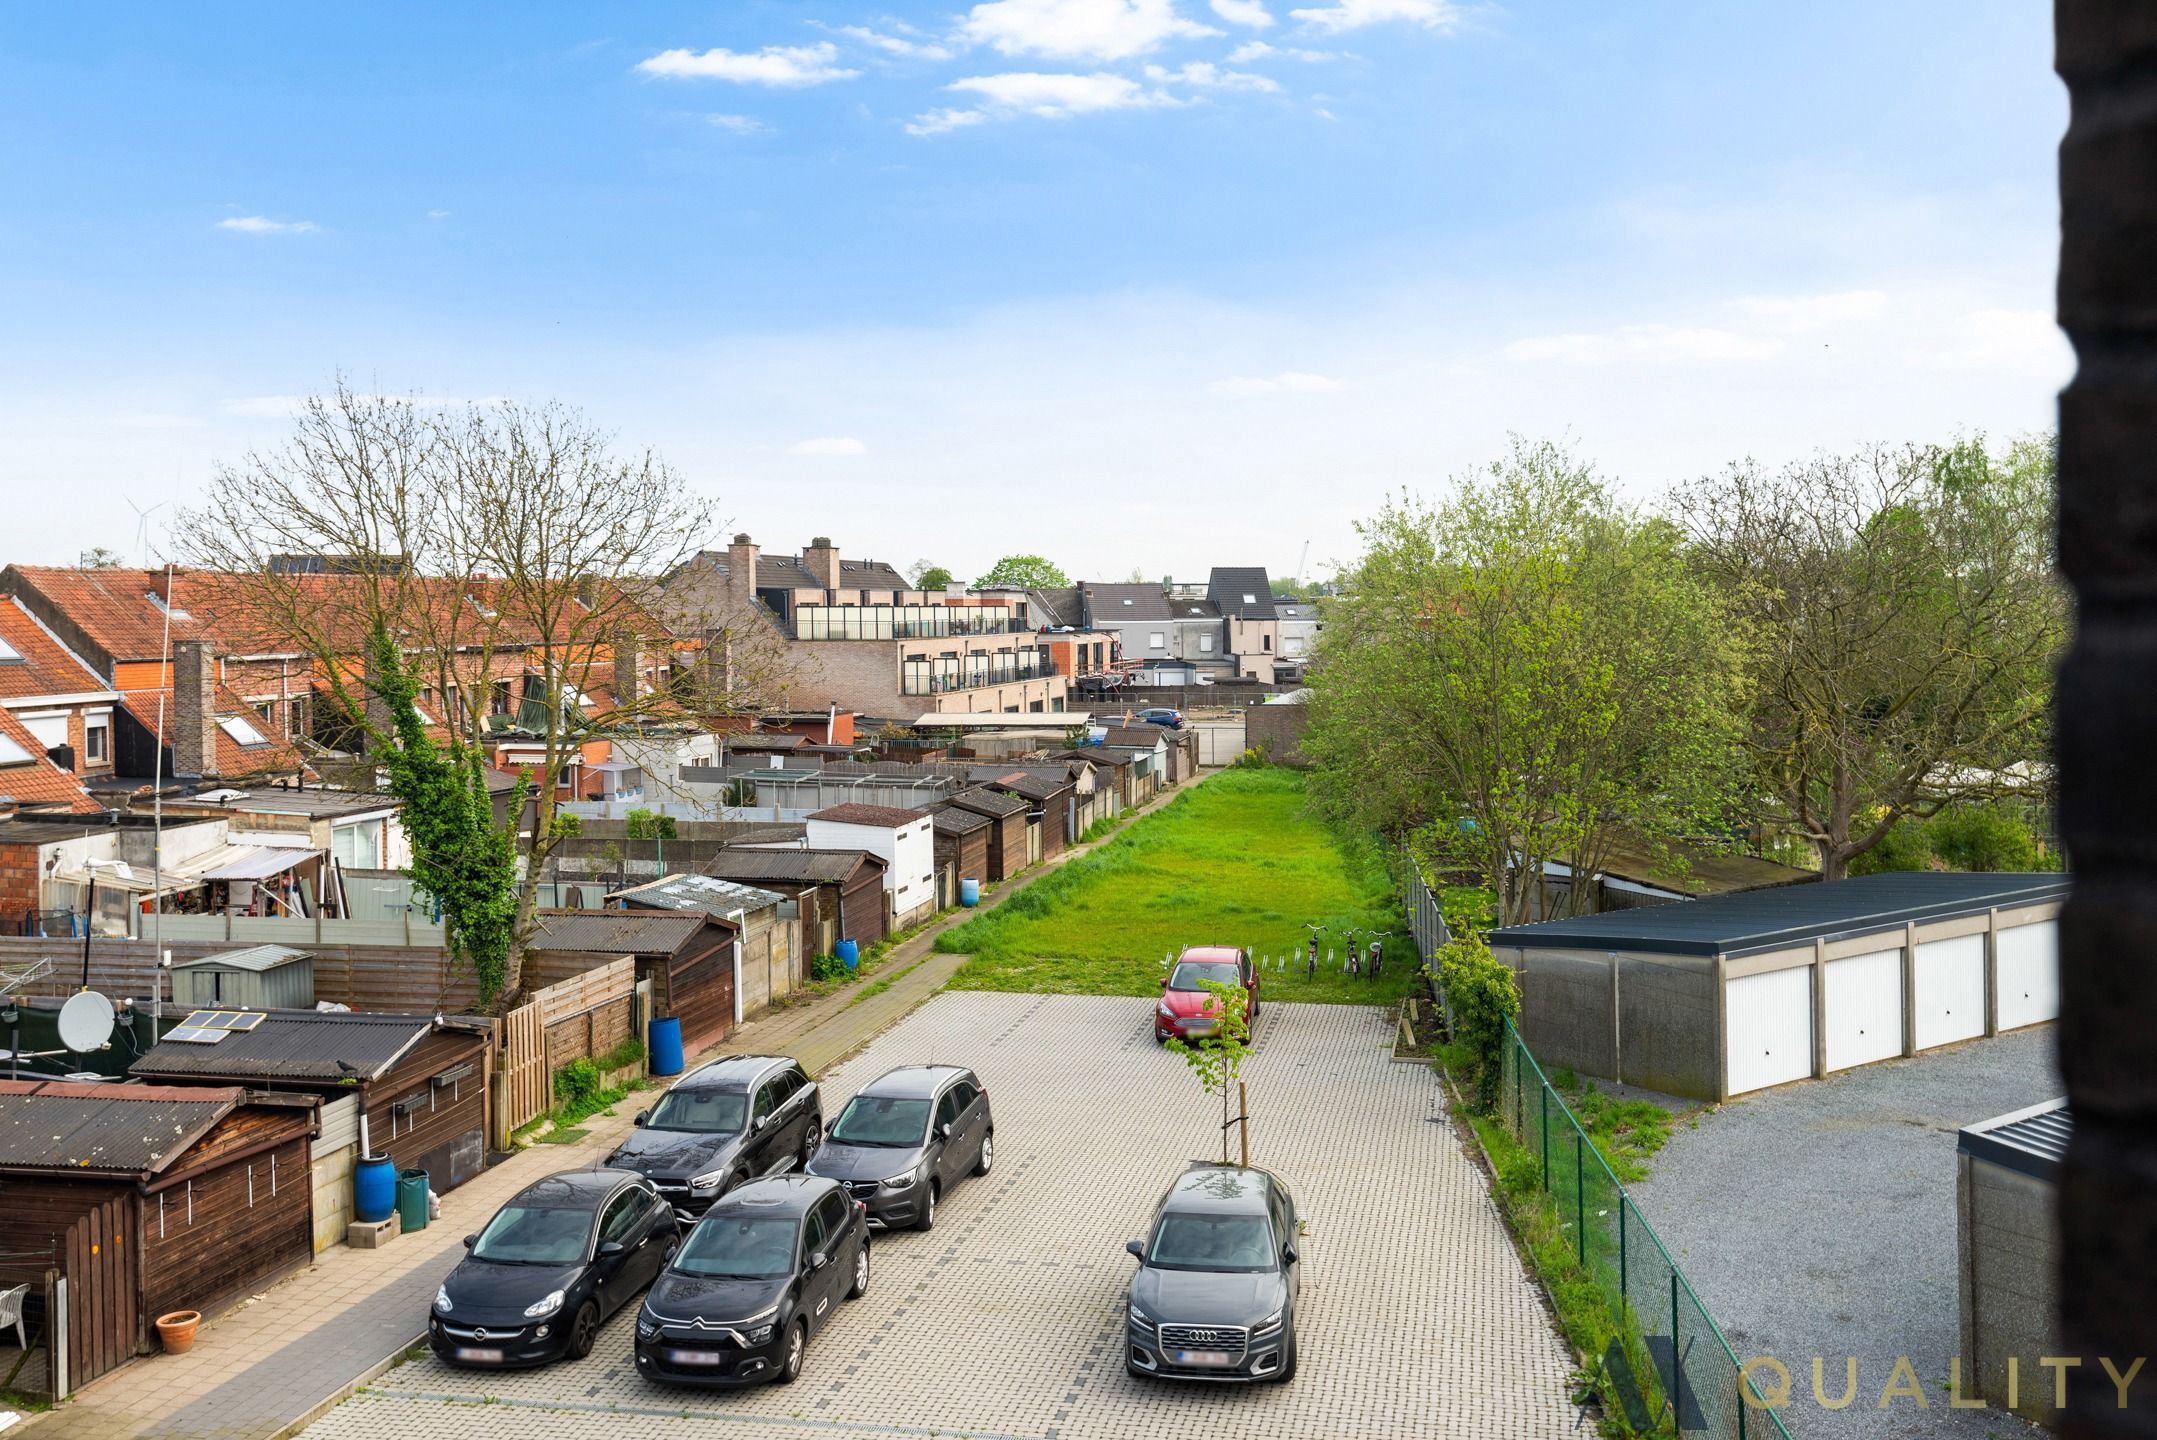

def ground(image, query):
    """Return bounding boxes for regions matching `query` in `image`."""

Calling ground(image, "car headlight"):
[1128,1302,1155,1331]
[434,1285,453,1314]
[1252,1305,1284,1336]
[880,1172,916,1190]
[636,1317,660,1341]
[1157,1000,1174,1019]
[688,1167,727,1193]
[524,1289,566,1319]
[745,1323,776,1344]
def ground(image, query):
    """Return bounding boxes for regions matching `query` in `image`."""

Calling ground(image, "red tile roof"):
[119,684,309,780]
[0,708,104,813]
[0,599,111,701]
[806,803,932,827]
[5,566,202,662]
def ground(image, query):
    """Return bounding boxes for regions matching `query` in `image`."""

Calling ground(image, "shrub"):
[811,952,851,983]
[1928,803,2042,872]
[554,1057,603,1108]
[1848,814,1934,875]
[1436,933,1519,1111]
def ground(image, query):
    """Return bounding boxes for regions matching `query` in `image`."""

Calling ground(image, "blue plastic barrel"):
[836,939,860,971]
[959,877,981,907]
[648,1016,685,1077]
[353,1153,396,1224]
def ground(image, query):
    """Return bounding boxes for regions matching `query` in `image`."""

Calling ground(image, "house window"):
[1242,593,1257,604]
[85,712,111,764]
[1148,632,1165,649]
[1199,635,1214,653]
[219,715,273,748]
[1263,635,1272,652]
[257,701,276,728]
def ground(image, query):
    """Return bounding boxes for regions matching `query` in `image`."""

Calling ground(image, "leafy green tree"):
[1304,437,1746,925]
[1164,979,1253,1164]
[975,554,1071,589]
[907,559,954,591]
[624,808,677,841]
[78,546,126,569]
[1434,931,1519,1112]
[1672,435,2065,877]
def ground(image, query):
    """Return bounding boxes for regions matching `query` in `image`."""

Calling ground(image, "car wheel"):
[566,1300,600,1361]
[913,1180,939,1232]
[846,1240,870,1300]
[774,1320,807,1385]
[800,1118,822,1168]
[1273,1330,1297,1384]
[973,1132,994,1177]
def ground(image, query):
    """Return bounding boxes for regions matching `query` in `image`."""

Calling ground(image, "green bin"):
[396,1167,430,1233]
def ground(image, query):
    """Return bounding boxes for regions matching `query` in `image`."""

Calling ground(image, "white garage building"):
[1488,872,2069,1101]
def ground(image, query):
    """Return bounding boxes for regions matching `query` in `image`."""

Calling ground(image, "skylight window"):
[145,591,193,622]
[1121,598,1133,605]
[0,733,33,766]
[0,635,21,663]
[219,715,272,748]
[1242,594,1258,604]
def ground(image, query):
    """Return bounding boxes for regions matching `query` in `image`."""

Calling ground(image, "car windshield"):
[829,1095,931,1147]
[471,1204,591,1265]
[1167,961,1239,992]
[1146,1212,1276,1273]
[645,1087,748,1133]
[673,1214,798,1279]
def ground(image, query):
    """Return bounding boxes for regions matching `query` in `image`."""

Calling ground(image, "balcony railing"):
[901,663,1052,696]
[793,604,1030,641]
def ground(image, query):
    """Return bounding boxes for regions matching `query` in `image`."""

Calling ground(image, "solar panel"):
[164,1026,230,1044]
[177,1010,267,1031]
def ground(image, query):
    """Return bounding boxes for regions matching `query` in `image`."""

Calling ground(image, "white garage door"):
[1995,921,2059,1031]
[1823,948,1903,1072]
[1725,966,1814,1096]
[1913,934,1986,1050]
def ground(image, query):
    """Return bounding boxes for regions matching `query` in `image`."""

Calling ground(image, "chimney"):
[725,532,759,612]
[613,630,643,710]
[802,536,841,593]
[171,639,219,778]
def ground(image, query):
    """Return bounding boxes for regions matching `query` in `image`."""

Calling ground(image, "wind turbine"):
[126,496,168,568]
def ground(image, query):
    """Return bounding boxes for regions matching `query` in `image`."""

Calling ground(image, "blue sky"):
[0,2,2067,581]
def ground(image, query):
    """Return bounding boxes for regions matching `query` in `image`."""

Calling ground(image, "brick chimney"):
[613,630,643,709]
[725,533,760,611]
[171,639,219,778]
[802,536,841,593]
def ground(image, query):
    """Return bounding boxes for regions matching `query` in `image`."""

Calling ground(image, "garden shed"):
[1956,1098,2067,1425]
[992,770,1075,858]
[929,807,992,893]
[702,846,888,955]
[1487,872,2070,1101]
[527,908,739,1052]
[609,873,799,1013]
[168,944,315,1009]
[941,788,1029,882]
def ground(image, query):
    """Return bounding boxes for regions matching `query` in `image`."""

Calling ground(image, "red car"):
[1153,946,1261,1044]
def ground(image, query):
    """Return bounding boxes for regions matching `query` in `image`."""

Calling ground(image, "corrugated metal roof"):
[702,848,883,884]
[943,788,1026,819]
[611,873,785,917]
[200,846,320,882]
[1959,1098,2070,1182]
[0,1079,245,1174]
[526,909,724,955]
[130,1009,435,1082]
[171,944,310,973]
[1489,872,2071,958]
[930,807,992,836]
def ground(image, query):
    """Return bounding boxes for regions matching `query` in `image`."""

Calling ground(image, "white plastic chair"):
[0,1283,26,1351]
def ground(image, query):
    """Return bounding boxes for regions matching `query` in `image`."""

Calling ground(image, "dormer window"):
[146,591,193,622]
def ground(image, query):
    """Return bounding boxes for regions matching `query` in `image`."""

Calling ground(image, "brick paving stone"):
[296,992,1579,1440]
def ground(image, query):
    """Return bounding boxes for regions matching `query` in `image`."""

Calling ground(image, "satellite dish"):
[58,992,116,1053]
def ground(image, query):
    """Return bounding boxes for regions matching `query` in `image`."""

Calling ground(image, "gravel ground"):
[1627,1027,2060,1440]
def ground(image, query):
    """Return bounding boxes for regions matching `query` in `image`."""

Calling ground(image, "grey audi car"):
[802,1065,992,1230]
[605,1055,822,1222]
[1124,1163,1301,1383]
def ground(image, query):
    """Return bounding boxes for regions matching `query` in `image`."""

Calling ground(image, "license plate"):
[1173,1349,1235,1368]
[667,1348,725,1366]
[455,1347,503,1363]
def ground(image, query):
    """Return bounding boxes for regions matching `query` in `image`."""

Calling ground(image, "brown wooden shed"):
[992,770,1076,859]
[701,847,889,954]
[527,909,740,1054]
[607,874,800,1013]
[942,788,1030,882]
[929,807,993,890]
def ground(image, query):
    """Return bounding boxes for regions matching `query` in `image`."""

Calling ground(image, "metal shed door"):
[1913,934,1986,1050]
[1995,921,2059,1030]
[1724,965,1813,1095]
[1824,948,1903,1072]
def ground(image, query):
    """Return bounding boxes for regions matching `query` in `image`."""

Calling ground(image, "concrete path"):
[19,772,1210,1440]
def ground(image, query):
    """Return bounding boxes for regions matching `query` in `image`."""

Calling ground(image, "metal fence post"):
[1540,1084,1550,1189]
[1670,1271,1680,1413]
[1618,1198,1628,1304]
[1575,1130,1586,1265]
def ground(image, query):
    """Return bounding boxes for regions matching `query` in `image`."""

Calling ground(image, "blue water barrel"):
[648,1016,685,1077]
[959,877,981,907]
[353,1153,396,1224]
[836,939,860,971]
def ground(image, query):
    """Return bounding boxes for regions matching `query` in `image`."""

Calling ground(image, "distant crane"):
[1294,540,1310,589]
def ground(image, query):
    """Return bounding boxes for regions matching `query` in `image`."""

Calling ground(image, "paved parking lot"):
[301,991,1576,1440]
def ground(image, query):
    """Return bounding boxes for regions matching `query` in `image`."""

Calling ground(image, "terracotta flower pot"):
[155,1310,201,1354]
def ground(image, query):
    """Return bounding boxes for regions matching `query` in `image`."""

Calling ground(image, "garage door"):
[1995,921,2059,1031]
[1824,948,1903,1072]
[1913,934,1986,1050]
[1724,966,1813,1096]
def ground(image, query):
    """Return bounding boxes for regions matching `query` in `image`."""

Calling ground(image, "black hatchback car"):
[634,1175,870,1388]
[1124,1163,1301,1383]
[803,1065,992,1230]
[605,1054,822,1222]
[430,1169,677,1368]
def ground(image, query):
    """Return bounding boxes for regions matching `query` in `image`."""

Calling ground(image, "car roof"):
[1160,1164,1278,1214]
[1177,946,1244,963]
[672,1053,791,1092]
[707,1174,839,1217]
[853,1064,973,1099]
[513,1168,640,1209]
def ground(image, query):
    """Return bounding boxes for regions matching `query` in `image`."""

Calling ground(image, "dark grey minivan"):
[1124,1163,1300,1383]
[803,1065,992,1230]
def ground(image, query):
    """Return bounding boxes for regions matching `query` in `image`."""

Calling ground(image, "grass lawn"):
[939,767,1418,1003]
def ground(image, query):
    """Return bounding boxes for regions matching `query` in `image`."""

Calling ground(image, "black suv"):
[1124,1163,1301,1383]
[605,1055,821,1222]
[804,1065,992,1230]
[634,1175,870,1388]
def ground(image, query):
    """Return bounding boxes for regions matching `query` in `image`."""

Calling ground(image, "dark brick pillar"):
[170,639,219,778]
[2055,5,2157,1434]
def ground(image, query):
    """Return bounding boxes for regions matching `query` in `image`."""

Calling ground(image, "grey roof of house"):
[1488,872,2072,959]
[943,788,1028,819]
[526,909,725,955]
[1081,584,1172,624]
[175,789,398,819]
[702,848,884,885]
[1959,1099,2070,1182]
[171,944,310,973]
[610,873,786,916]
[836,558,911,590]
[1168,598,1221,619]
[0,1080,247,1174]
[132,1010,437,1082]
[1100,727,1166,748]
[1208,568,1277,619]
[1274,601,1319,620]
[807,803,932,827]
[929,807,992,836]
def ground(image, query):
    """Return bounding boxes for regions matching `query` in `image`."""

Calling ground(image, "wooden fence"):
[489,959,638,1146]
[0,936,477,1013]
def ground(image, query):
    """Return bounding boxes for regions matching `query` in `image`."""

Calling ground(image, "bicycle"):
[1303,922,1325,980]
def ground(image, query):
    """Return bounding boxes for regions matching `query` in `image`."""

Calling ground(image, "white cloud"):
[426,209,451,220]
[1735,288,1889,330]
[958,0,1221,61]
[635,42,858,87]
[906,107,991,136]
[788,436,868,456]
[110,413,205,430]
[1208,370,1346,394]
[1908,307,2068,374]
[1288,0,1457,33]
[837,24,956,60]
[1227,38,1340,60]
[705,113,773,135]
[946,70,1177,118]
[216,216,318,235]
[1210,0,1275,27]
[1144,61,1279,91]
[1505,325,1780,365]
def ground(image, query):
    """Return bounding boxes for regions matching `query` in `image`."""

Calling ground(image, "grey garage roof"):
[0,1079,246,1174]
[170,944,310,973]
[1958,1098,2070,1182]
[132,1010,435,1082]
[1488,871,2071,959]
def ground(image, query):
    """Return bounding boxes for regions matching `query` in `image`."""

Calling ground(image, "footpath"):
[21,768,1209,1440]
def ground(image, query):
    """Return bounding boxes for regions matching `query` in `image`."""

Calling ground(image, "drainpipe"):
[728,907,746,1024]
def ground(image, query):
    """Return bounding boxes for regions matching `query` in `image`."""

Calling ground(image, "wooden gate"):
[493,999,548,1146]
[63,1196,137,1391]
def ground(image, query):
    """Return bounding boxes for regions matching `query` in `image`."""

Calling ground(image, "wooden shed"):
[942,788,1030,883]
[130,1010,492,1195]
[527,909,739,1053]
[608,874,800,1013]
[701,847,888,954]
[168,945,315,1010]
[929,808,993,891]
[0,1079,318,1394]
[992,770,1076,859]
